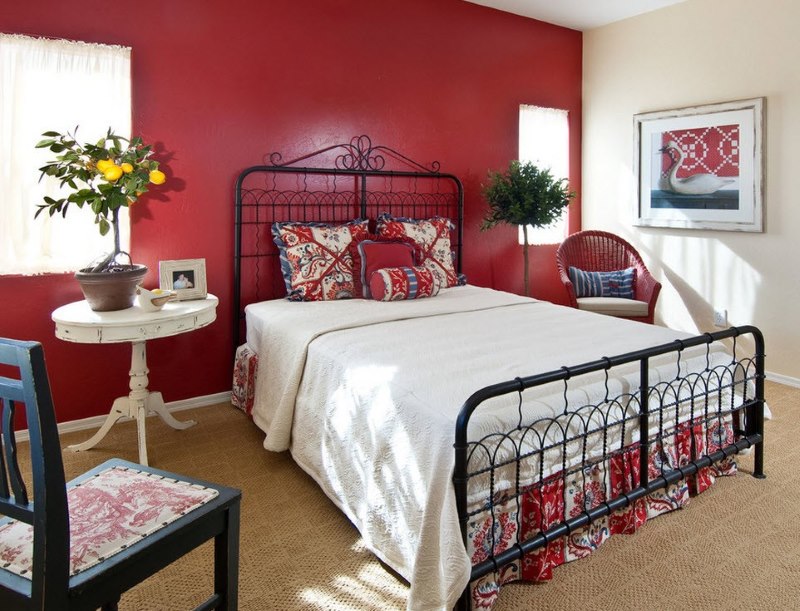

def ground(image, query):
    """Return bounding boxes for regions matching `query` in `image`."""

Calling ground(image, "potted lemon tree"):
[482,160,573,297]
[36,128,168,311]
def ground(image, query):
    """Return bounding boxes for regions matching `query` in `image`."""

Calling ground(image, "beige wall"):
[583,0,800,382]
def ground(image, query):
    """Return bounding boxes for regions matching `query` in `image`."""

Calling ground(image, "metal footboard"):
[453,326,765,610]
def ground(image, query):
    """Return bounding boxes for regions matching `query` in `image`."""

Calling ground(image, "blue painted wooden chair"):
[0,338,241,610]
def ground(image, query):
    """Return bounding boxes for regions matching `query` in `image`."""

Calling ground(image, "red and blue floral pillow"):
[272,215,462,302]
[272,219,369,301]
[369,266,441,301]
[375,213,460,288]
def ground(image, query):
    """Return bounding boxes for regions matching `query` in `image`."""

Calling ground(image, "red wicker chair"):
[555,230,662,324]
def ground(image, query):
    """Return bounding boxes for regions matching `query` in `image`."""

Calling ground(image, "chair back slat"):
[0,399,10,500]
[0,399,29,508]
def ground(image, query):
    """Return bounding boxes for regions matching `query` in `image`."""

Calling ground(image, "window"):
[518,104,570,245]
[0,34,131,275]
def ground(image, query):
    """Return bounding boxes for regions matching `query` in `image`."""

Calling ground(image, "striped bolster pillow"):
[568,267,636,299]
[369,266,441,301]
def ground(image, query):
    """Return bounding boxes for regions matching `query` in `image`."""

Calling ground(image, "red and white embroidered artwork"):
[0,466,218,579]
[661,124,739,178]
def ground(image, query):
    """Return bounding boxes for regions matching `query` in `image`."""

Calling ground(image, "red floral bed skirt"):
[232,343,258,416]
[467,416,736,608]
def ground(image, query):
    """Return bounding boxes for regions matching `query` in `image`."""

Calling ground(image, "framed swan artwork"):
[634,97,765,232]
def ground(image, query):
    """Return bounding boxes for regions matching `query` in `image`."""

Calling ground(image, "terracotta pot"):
[75,264,148,312]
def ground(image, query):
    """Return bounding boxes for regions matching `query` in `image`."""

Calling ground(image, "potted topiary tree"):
[481,160,574,297]
[35,128,169,311]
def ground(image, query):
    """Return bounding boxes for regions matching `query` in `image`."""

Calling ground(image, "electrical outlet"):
[713,308,728,328]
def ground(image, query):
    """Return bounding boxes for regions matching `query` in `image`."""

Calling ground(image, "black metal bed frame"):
[233,137,765,611]
[454,326,765,610]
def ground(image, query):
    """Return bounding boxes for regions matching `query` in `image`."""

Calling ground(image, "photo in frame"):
[159,258,207,300]
[634,98,764,232]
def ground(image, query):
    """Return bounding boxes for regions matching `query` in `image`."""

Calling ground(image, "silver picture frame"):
[159,258,207,300]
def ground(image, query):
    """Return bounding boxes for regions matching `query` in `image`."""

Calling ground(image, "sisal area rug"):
[34,381,800,610]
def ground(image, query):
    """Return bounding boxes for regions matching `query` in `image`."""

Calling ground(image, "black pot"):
[75,264,148,312]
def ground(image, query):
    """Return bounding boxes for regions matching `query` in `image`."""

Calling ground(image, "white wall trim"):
[17,391,232,442]
[766,370,800,389]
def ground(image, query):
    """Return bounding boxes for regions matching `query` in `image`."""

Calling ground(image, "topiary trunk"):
[522,224,530,297]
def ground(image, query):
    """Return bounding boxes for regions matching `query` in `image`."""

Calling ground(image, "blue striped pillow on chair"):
[568,267,636,299]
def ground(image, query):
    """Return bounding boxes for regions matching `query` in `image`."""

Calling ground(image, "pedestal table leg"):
[147,391,196,430]
[67,338,196,466]
[67,397,129,453]
[128,339,152,465]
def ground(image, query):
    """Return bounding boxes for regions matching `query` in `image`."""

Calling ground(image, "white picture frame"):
[634,97,765,232]
[159,258,207,300]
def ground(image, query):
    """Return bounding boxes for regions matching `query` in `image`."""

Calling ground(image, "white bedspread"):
[244,286,741,610]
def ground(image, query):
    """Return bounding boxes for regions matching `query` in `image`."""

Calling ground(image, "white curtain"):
[0,34,131,275]
[518,104,570,245]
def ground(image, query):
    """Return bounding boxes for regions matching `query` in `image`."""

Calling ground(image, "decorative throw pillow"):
[568,266,636,299]
[369,266,441,301]
[272,219,369,301]
[375,213,459,288]
[354,240,416,298]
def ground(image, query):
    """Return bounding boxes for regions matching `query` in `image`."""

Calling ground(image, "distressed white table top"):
[52,295,218,344]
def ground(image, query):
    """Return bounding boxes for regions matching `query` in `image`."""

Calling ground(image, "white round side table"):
[52,295,219,466]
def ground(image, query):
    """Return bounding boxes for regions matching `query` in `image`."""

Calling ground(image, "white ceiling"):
[464,0,688,31]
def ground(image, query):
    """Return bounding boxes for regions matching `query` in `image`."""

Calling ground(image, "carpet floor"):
[42,380,798,610]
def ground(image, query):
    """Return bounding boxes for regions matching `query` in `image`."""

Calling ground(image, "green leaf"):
[41,131,61,137]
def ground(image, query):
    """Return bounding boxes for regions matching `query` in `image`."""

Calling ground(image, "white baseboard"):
[766,370,800,389]
[17,391,232,442]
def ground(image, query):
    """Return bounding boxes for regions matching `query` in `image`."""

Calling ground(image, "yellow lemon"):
[120,162,134,173]
[149,169,166,185]
[96,159,114,173]
[103,165,123,182]
[152,288,164,294]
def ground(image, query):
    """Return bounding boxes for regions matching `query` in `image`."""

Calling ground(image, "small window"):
[0,34,131,275]
[518,104,570,245]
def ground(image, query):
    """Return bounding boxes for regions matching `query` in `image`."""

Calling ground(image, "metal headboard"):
[233,135,464,352]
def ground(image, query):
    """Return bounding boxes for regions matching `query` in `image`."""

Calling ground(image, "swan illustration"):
[659,141,735,195]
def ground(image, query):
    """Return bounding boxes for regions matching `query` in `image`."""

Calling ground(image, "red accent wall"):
[0,0,582,424]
